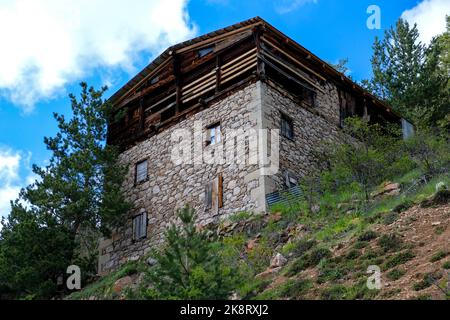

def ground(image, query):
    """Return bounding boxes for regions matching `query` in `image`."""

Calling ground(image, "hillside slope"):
[68,178,450,301]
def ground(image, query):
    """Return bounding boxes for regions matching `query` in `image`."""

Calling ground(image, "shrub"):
[383,212,399,225]
[403,131,450,176]
[442,261,450,269]
[285,257,309,276]
[308,248,332,266]
[291,239,317,258]
[430,250,448,262]
[392,200,414,213]
[353,241,369,249]
[346,249,361,260]
[278,279,312,298]
[147,206,239,299]
[383,250,415,270]
[358,230,378,242]
[317,261,347,284]
[321,284,348,300]
[386,268,406,281]
[378,234,403,252]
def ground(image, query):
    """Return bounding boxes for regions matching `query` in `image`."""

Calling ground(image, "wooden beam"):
[221,62,257,84]
[221,54,257,77]
[253,25,265,79]
[215,54,221,93]
[261,50,324,93]
[173,53,182,114]
[221,47,257,69]
[261,36,326,82]
[139,98,144,133]
[115,57,172,107]
[144,92,176,112]
[260,56,316,93]
[117,75,175,109]
[182,77,216,98]
[182,70,216,91]
[175,23,262,54]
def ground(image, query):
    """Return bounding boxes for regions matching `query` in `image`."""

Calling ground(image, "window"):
[198,46,214,58]
[284,171,298,188]
[206,123,221,146]
[149,76,159,85]
[132,211,147,241]
[281,114,294,140]
[135,160,148,184]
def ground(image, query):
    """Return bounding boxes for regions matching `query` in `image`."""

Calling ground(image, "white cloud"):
[275,0,318,14]
[0,147,34,219]
[0,0,197,112]
[401,0,450,44]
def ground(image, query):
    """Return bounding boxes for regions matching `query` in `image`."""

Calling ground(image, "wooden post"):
[218,173,223,208]
[173,53,182,114]
[253,25,265,80]
[215,54,221,94]
[139,98,145,133]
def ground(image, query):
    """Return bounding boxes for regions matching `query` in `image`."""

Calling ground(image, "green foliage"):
[147,206,238,300]
[386,268,406,281]
[0,83,131,299]
[277,278,312,299]
[382,212,399,225]
[322,117,407,202]
[317,258,348,284]
[286,247,332,276]
[442,261,450,269]
[383,250,415,270]
[321,280,377,300]
[430,250,448,262]
[413,277,432,291]
[403,131,450,176]
[364,18,450,128]
[358,230,378,242]
[290,239,317,258]
[0,204,74,299]
[378,234,403,252]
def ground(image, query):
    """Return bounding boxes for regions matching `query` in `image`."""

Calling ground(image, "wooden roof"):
[108,16,402,120]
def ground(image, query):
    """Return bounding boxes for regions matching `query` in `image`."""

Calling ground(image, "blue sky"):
[0,0,449,220]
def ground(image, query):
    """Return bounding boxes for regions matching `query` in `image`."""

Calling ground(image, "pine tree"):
[0,83,132,299]
[147,206,236,299]
[366,19,425,119]
[365,18,450,129]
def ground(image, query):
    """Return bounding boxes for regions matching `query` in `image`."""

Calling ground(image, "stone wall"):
[98,78,348,274]
[261,80,344,194]
[99,82,267,273]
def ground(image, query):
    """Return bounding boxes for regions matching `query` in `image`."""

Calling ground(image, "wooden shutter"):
[205,182,213,209]
[218,173,223,208]
[140,212,147,238]
[132,216,138,240]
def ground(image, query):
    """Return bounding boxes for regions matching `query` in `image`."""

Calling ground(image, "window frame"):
[197,46,214,59]
[132,212,148,242]
[135,159,149,185]
[280,113,294,140]
[205,122,221,146]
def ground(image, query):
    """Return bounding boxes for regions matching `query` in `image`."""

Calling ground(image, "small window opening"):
[135,160,148,184]
[205,122,221,146]
[132,211,147,241]
[281,114,294,140]
[198,46,214,58]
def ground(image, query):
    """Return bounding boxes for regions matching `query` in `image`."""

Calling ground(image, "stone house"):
[98,17,412,273]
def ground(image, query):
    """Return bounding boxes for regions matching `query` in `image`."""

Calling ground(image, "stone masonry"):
[98,79,346,274]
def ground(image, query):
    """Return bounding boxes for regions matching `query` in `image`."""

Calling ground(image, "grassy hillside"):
[68,171,450,300]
